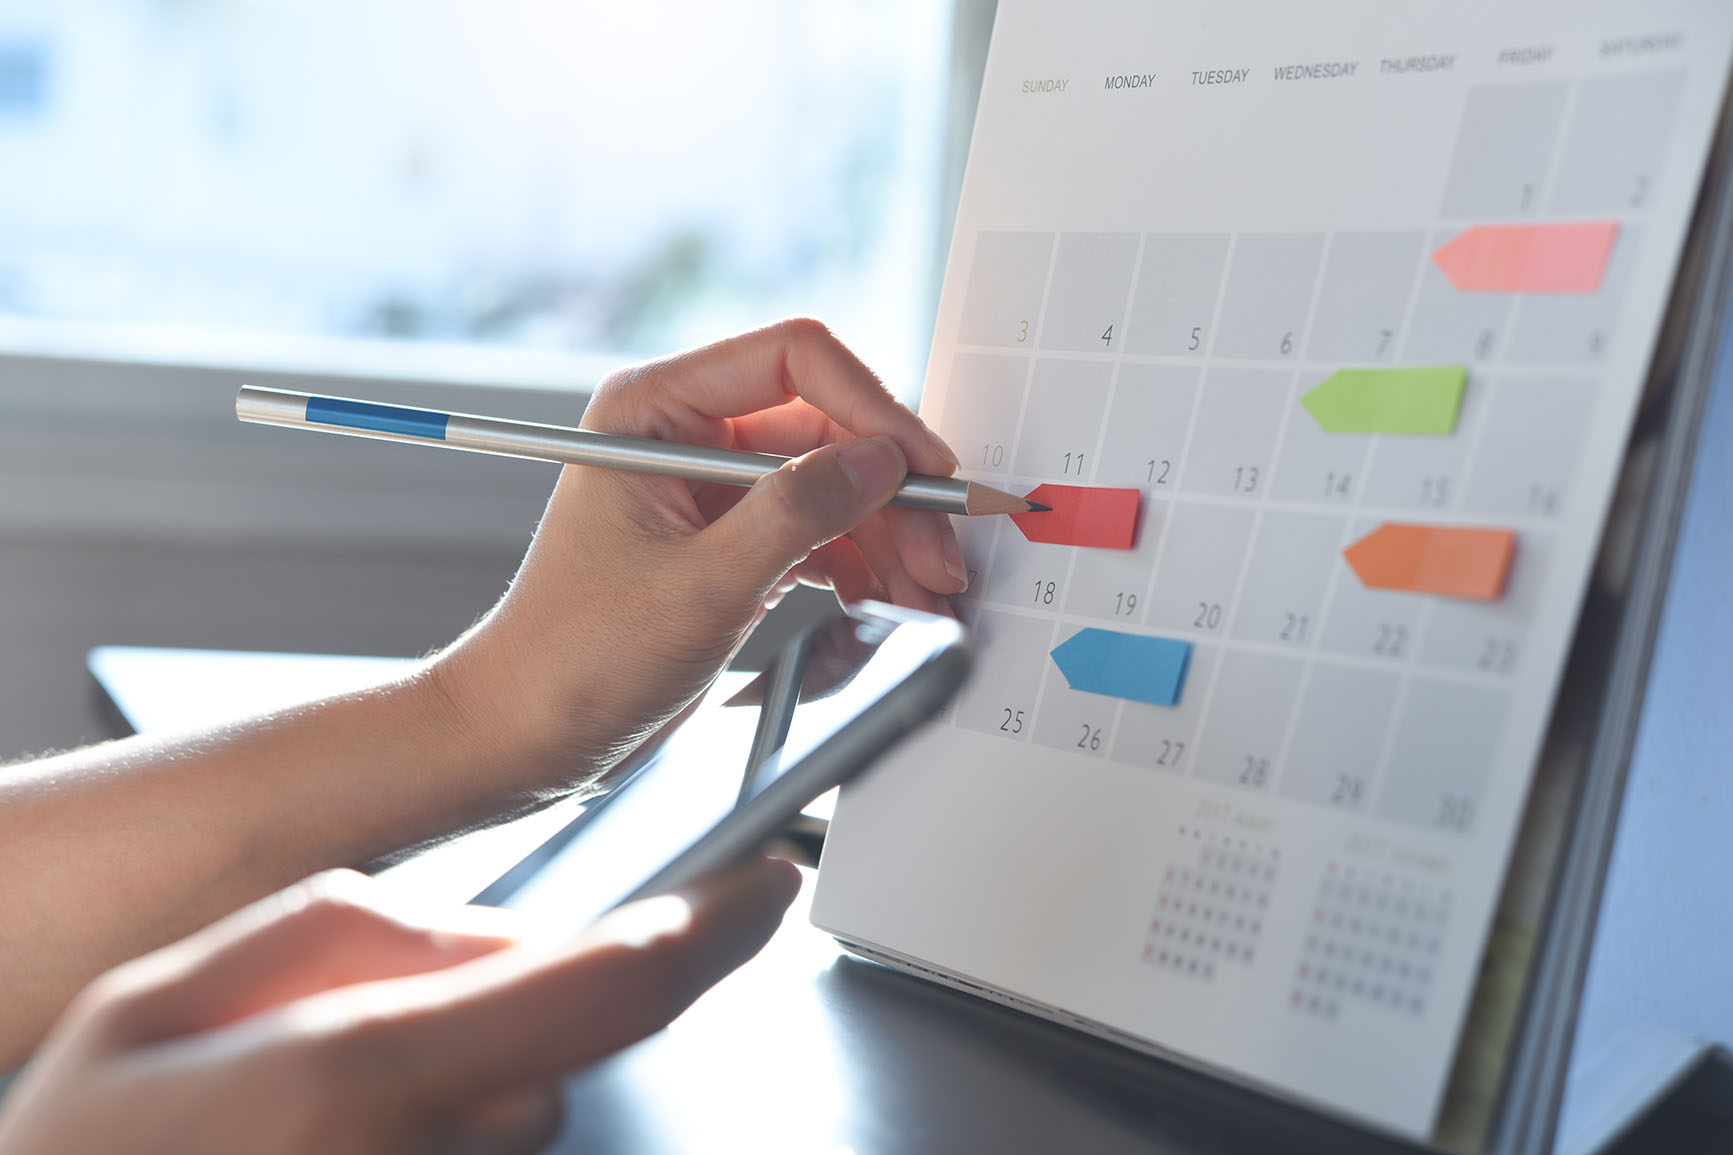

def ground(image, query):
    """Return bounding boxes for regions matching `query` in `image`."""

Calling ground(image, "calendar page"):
[812,0,1733,1139]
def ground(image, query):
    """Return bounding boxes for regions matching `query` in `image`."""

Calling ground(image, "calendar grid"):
[1192,230,1338,794]
[938,73,1652,828]
[1071,232,1157,748]
[1254,228,1344,797]
[953,478,1596,532]
[951,346,1646,380]
[1359,219,1515,819]
[1007,230,1079,753]
[1266,209,1441,808]
[1113,232,1242,775]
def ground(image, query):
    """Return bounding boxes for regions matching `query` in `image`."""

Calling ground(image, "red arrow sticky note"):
[1431,222,1619,293]
[1012,484,1140,549]
[1344,523,1516,601]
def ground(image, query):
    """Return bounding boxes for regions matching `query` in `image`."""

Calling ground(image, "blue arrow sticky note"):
[1050,628,1192,707]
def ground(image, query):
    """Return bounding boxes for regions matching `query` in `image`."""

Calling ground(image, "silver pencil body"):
[236,386,970,514]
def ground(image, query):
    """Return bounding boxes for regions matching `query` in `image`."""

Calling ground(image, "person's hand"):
[0,860,801,1155]
[435,319,968,783]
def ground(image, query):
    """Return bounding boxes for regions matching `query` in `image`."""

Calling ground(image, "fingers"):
[883,508,970,595]
[787,537,885,606]
[844,514,952,614]
[311,858,801,1105]
[90,871,522,1046]
[692,436,910,613]
[581,322,971,609]
[588,319,960,478]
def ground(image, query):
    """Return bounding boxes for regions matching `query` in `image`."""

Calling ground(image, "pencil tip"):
[1025,500,1052,513]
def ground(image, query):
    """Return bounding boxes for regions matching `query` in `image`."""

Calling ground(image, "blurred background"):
[0,0,997,756]
[0,0,955,386]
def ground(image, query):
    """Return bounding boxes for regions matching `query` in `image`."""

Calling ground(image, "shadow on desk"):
[553,878,1417,1155]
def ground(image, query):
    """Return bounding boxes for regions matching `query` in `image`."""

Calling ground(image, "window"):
[0,1,954,396]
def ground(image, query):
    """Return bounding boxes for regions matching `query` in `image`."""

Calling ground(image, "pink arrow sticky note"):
[1011,484,1140,549]
[1431,222,1619,293]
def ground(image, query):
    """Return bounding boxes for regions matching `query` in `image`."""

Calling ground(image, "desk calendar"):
[812,0,1733,1144]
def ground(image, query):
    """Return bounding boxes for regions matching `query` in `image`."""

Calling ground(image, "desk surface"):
[553,872,1410,1155]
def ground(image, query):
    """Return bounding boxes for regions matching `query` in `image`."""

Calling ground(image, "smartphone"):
[475,602,969,932]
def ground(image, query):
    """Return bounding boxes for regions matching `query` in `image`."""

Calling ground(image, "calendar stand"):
[1553,308,1733,1152]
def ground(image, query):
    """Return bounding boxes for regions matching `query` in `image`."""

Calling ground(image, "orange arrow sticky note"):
[1012,484,1140,549]
[1344,524,1516,601]
[1431,222,1619,293]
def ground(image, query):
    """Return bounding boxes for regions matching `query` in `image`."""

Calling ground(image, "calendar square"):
[940,353,1030,477]
[1320,555,1427,665]
[1549,71,1686,215]
[1507,227,1641,366]
[1040,232,1140,353]
[957,230,1054,348]
[980,515,1072,615]
[1143,829,1279,981]
[1124,233,1231,356]
[1033,678,1119,759]
[1304,232,1426,363]
[1231,511,1349,647]
[950,609,1055,741]
[1180,368,1290,498]
[1014,358,1114,481]
[1278,664,1400,811]
[1094,363,1201,492]
[1419,532,1550,678]
[1461,376,1595,520]
[1359,373,1488,512]
[1063,499,1164,624]
[1192,649,1304,793]
[1403,232,1513,365]
[1375,679,1509,832]
[1212,233,1325,360]
[1272,370,1371,506]
[1144,502,1257,636]
[1112,643,1214,773]
[1439,82,1568,219]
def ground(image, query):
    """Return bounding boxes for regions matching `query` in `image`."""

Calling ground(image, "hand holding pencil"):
[254,321,988,771]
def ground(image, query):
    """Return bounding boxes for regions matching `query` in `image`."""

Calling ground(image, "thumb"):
[89,871,521,1046]
[698,435,906,602]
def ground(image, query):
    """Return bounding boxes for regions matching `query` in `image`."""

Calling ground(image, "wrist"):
[421,608,616,800]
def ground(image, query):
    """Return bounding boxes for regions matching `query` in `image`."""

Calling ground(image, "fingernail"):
[926,425,961,474]
[942,532,969,591]
[835,436,906,502]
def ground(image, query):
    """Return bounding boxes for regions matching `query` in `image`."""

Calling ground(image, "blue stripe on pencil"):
[305,396,450,441]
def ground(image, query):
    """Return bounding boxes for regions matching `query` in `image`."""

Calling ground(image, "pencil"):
[235,387,1047,517]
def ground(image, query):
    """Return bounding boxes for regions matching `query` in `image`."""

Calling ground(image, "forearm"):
[0,656,567,1069]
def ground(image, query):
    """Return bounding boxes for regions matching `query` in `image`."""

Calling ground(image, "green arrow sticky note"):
[1301,366,1467,435]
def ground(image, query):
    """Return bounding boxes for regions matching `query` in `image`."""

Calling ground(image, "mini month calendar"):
[812,0,1733,1141]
